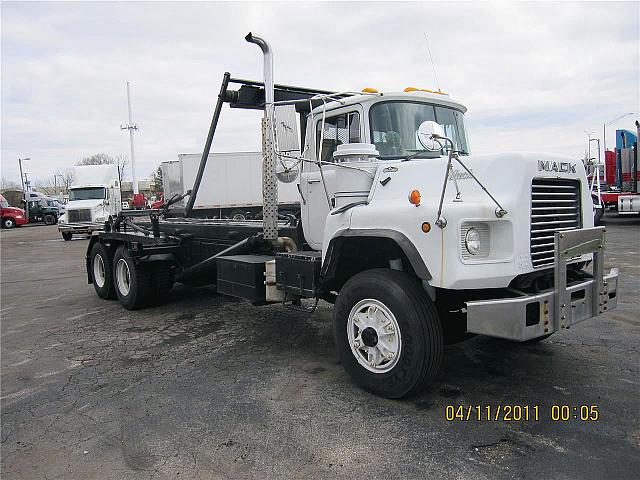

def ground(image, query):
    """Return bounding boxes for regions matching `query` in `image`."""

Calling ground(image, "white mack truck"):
[84,33,618,398]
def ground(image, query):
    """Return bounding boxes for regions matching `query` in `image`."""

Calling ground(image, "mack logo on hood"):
[538,160,576,173]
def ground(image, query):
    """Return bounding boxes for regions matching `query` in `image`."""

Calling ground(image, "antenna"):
[423,33,442,93]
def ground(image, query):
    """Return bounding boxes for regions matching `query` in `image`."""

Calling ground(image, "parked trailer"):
[162,152,300,219]
[85,33,619,399]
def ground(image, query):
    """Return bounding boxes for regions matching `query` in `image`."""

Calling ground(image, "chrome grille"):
[530,178,581,268]
[67,209,92,222]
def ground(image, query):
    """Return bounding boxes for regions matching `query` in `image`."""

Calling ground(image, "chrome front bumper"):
[59,222,104,234]
[466,227,619,341]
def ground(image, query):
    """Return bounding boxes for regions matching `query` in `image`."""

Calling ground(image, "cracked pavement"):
[1,219,639,479]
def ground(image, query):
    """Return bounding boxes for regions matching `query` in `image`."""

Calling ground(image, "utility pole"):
[18,157,30,218]
[121,81,139,195]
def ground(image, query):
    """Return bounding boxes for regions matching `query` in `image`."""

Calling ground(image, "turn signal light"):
[409,189,421,206]
[362,87,379,93]
[421,222,431,233]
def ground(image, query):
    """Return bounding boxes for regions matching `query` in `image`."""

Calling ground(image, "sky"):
[1,1,638,187]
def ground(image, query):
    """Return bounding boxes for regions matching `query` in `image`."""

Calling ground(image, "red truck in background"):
[590,122,639,219]
[150,193,164,209]
[1,194,28,229]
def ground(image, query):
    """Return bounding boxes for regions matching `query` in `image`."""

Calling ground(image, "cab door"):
[300,106,363,249]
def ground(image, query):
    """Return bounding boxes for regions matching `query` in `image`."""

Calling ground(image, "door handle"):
[308,179,321,184]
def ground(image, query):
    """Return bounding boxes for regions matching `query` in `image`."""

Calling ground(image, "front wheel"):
[3,217,16,229]
[44,214,57,225]
[333,269,443,399]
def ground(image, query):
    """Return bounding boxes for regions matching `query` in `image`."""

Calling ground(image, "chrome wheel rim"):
[115,258,131,296]
[93,253,106,288]
[347,299,401,373]
[4,219,13,228]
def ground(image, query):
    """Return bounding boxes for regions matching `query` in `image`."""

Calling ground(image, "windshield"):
[69,187,106,201]
[0,196,9,208]
[369,101,470,159]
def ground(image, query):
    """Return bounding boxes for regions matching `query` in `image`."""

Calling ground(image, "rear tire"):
[333,269,443,399]
[44,214,57,225]
[2,218,16,229]
[62,232,73,241]
[90,243,116,299]
[113,245,152,310]
[149,262,174,305]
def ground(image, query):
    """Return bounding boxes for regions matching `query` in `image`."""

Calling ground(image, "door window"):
[316,112,361,163]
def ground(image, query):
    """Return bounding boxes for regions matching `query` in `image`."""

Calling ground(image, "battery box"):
[216,255,274,303]
[275,251,322,298]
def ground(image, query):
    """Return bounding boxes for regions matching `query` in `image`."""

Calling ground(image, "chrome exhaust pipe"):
[246,32,278,240]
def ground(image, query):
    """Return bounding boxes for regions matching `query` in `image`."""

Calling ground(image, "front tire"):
[90,243,116,299]
[113,246,152,310]
[333,269,443,399]
[44,214,57,225]
[3,218,16,229]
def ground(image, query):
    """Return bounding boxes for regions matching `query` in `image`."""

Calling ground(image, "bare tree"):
[1,177,21,191]
[115,154,129,184]
[57,168,75,193]
[77,153,114,166]
[34,168,75,195]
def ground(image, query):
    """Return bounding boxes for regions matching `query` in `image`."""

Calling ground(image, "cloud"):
[1,1,638,184]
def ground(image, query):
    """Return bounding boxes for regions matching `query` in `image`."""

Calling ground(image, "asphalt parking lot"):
[1,218,639,479]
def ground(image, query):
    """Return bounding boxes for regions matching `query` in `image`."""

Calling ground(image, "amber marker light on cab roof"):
[409,189,421,206]
[362,87,379,93]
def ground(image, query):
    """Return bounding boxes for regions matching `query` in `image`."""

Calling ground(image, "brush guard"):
[466,227,619,341]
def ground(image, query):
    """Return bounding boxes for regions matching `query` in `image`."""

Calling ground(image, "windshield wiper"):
[401,150,440,161]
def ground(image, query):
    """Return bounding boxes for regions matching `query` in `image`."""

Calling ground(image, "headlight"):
[95,216,106,222]
[16,215,23,219]
[464,227,481,255]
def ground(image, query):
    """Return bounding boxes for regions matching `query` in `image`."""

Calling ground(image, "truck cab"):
[58,165,121,241]
[1,194,27,229]
[26,198,59,225]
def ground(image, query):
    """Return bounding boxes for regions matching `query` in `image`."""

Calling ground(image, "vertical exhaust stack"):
[246,32,278,240]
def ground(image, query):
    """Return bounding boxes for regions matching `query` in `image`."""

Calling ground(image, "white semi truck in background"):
[162,152,300,220]
[58,165,122,240]
[83,33,619,399]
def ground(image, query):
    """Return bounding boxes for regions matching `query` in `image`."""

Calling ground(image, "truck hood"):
[3,207,25,215]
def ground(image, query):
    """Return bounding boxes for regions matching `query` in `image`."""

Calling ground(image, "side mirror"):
[417,121,445,152]
[276,157,299,183]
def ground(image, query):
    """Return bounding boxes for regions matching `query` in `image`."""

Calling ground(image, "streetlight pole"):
[603,112,635,186]
[584,131,594,167]
[18,157,31,218]
[589,138,602,205]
